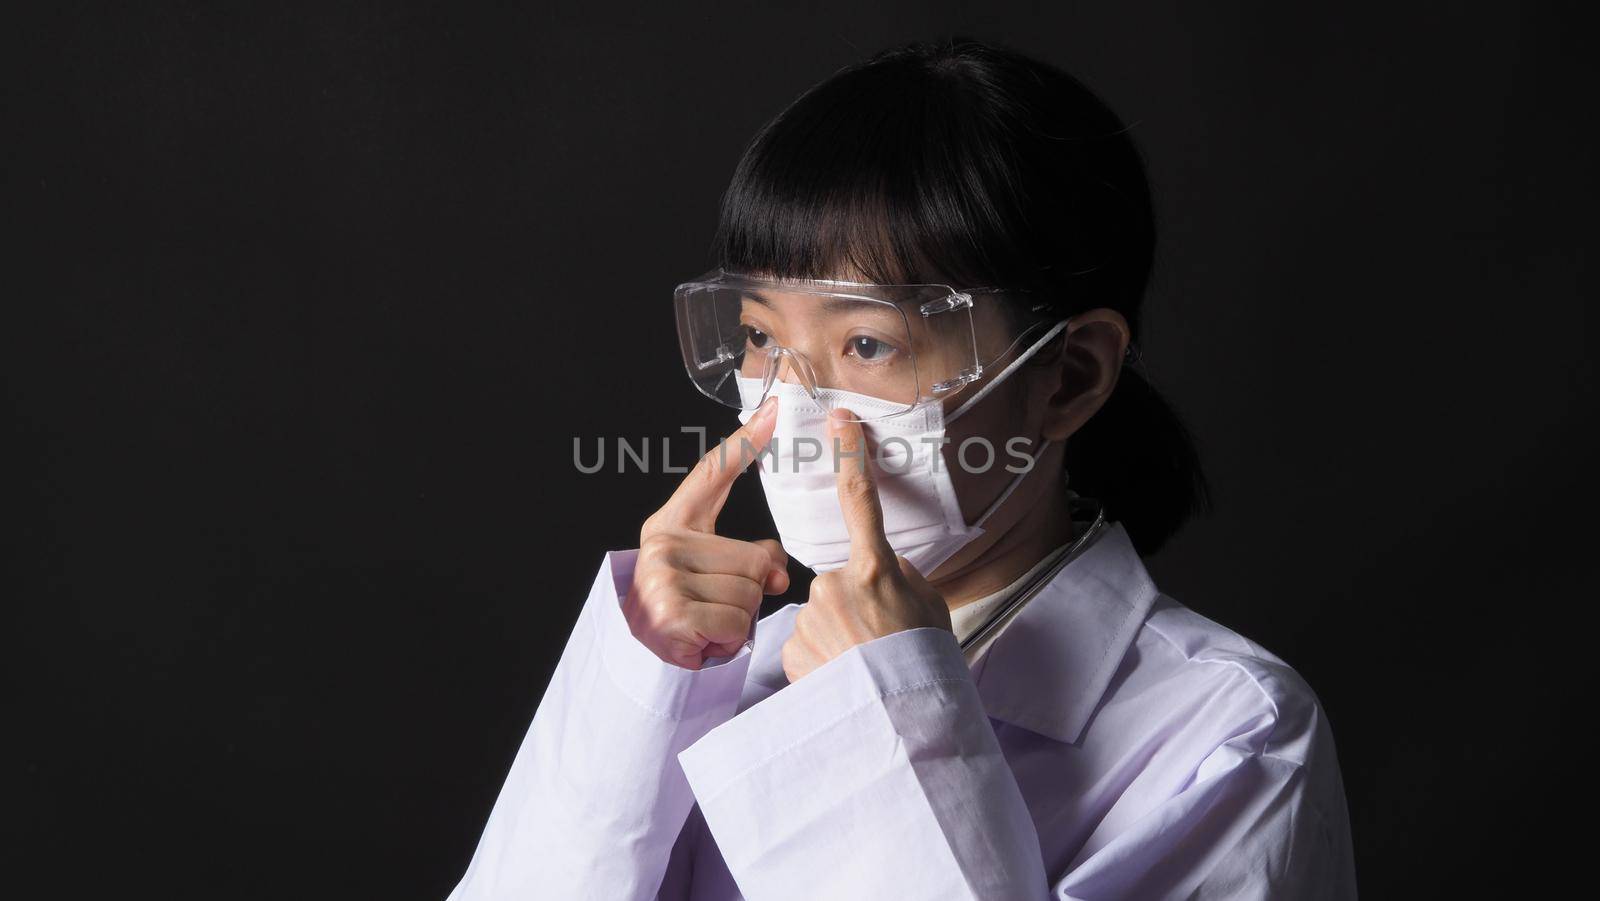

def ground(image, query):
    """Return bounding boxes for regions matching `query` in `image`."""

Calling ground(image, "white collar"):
[949,536,1085,662]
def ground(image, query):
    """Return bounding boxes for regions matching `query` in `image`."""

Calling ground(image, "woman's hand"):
[781,409,952,683]
[624,397,790,670]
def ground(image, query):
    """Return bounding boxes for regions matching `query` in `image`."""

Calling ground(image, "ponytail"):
[1065,362,1211,555]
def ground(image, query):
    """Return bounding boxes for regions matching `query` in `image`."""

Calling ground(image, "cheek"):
[946,439,1016,523]
[941,385,1045,522]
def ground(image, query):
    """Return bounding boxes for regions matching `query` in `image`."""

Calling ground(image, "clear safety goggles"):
[673,268,1061,422]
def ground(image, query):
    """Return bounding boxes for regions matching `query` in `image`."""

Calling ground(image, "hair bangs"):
[710,62,1034,291]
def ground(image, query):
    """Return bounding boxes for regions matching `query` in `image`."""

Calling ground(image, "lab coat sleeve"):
[1057,676,1357,900]
[677,626,1050,900]
[447,550,754,901]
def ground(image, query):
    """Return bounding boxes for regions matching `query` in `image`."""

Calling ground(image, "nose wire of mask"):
[734,318,1072,576]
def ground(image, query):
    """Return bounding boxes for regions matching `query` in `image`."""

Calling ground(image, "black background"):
[9,3,1593,898]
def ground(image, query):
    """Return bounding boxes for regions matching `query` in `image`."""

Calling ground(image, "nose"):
[766,346,821,399]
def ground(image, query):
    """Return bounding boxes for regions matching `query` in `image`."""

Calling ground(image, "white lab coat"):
[446,523,1357,899]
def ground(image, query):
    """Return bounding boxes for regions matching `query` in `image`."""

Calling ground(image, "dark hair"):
[710,36,1210,554]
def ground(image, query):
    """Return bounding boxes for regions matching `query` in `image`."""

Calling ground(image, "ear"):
[1039,308,1131,442]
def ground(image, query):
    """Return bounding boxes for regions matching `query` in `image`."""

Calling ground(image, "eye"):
[745,326,771,350]
[847,335,897,362]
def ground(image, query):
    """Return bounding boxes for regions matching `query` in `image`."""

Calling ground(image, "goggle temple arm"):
[919,289,983,397]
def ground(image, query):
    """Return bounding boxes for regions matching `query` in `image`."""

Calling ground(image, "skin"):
[625,285,1131,681]
[921,308,1132,607]
[624,396,790,670]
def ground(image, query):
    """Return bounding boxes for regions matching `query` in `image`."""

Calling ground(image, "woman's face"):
[733,278,1063,565]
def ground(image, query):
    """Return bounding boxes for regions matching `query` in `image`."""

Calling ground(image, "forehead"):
[740,287,906,317]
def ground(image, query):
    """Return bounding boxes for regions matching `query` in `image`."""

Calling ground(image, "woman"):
[448,38,1355,900]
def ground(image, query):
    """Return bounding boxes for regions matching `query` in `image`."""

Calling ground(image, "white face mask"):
[735,320,1069,576]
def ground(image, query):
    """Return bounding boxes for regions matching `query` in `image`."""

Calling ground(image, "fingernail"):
[828,408,852,432]
[755,396,778,420]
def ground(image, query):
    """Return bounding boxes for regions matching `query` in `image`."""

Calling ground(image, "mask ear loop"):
[946,317,1072,529]
[946,318,1071,424]
[968,437,1053,529]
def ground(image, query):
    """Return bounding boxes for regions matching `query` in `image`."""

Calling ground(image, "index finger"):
[660,395,778,533]
[828,408,894,564]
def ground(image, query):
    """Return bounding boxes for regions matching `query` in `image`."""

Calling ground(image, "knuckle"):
[695,450,728,487]
[734,579,762,611]
[808,576,842,609]
[636,528,668,556]
[730,607,755,638]
[635,570,682,609]
[842,472,875,504]
[741,545,772,580]
[850,554,889,583]
[660,638,700,670]
[641,510,665,539]
[643,532,691,570]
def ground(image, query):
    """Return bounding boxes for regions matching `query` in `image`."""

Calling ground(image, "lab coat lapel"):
[972,522,1158,745]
